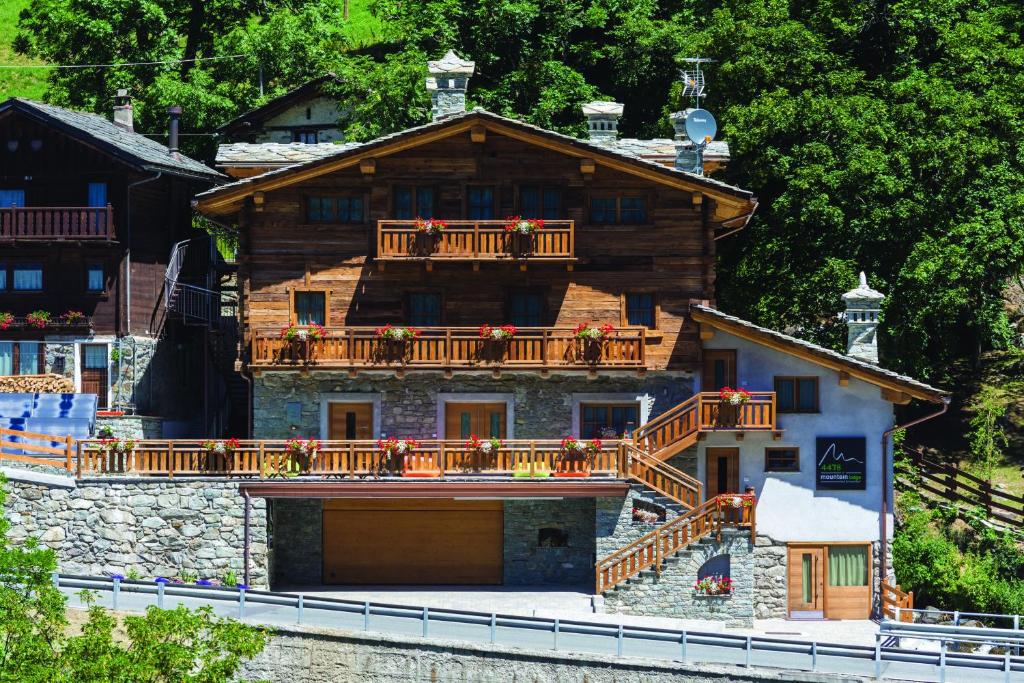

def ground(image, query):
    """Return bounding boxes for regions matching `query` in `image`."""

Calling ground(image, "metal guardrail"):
[54,574,1024,682]
[891,607,1023,631]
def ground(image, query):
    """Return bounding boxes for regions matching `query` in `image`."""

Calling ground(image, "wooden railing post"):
[348,443,355,479]
[167,440,175,479]
[64,434,73,473]
[529,441,536,477]
[473,222,479,259]
[258,441,265,480]
[76,440,83,479]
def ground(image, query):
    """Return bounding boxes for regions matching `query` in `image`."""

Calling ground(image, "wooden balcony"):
[73,439,627,479]
[0,205,114,240]
[250,326,647,373]
[376,220,574,267]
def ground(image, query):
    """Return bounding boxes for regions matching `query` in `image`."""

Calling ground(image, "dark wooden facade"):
[198,112,758,372]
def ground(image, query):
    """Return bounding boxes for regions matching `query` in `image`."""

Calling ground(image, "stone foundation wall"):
[601,530,755,627]
[595,489,678,560]
[253,371,694,439]
[271,499,323,586]
[2,472,268,587]
[503,499,595,585]
[753,535,788,618]
[95,415,164,440]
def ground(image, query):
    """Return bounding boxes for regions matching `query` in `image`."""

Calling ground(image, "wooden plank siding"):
[238,130,713,371]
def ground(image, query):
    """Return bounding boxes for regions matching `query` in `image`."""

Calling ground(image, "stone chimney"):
[581,101,623,141]
[670,108,699,173]
[167,106,181,154]
[426,50,475,120]
[112,89,133,132]
[841,272,885,364]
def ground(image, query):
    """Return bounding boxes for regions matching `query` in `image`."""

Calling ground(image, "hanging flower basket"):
[60,310,88,327]
[414,218,447,255]
[377,437,420,476]
[555,436,600,477]
[284,438,319,475]
[715,386,750,427]
[25,310,51,329]
[278,324,326,362]
[0,312,12,330]
[477,324,517,362]
[464,434,504,470]
[95,437,136,473]
[504,216,542,257]
[573,322,615,363]
[201,438,241,473]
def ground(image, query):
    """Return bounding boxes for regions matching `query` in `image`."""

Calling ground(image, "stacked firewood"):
[0,374,74,393]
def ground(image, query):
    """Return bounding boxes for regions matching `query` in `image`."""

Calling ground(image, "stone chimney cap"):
[842,272,885,301]
[427,50,475,75]
[582,101,624,116]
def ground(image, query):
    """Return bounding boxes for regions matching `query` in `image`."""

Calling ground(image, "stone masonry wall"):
[503,499,595,585]
[601,530,755,627]
[753,535,788,618]
[95,415,164,440]
[595,489,679,560]
[253,371,695,439]
[272,498,323,586]
[2,474,268,587]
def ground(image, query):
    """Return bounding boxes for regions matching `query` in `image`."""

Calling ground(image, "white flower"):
[396,441,408,453]
[480,441,493,454]
[213,441,226,454]
[490,329,503,339]
[297,330,308,341]
[731,496,743,508]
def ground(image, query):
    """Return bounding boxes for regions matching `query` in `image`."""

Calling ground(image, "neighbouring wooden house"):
[189,51,947,622]
[0,94,230,437]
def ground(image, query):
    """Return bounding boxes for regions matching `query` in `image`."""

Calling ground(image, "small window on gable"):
[519,186,562,220]
[407,292,442,326]
[86,264,104,292]
[624,293,656,329]
[774,377,819,413]
[538,528,569,547]
[508,290,544,327]
[620,197,647,223]
[590,196,647,224]
[307,196,363,224]
[294,129,318,144]
[467,186,495,219]
[393,185,434,219]
[590,197,617,223]
[293,291,327,326]
[765,447,799,472]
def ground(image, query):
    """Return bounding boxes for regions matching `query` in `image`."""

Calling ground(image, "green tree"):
[0,477,270,682]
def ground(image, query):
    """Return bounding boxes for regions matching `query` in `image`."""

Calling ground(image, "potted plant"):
[632,507,661,525]
[374,324,421,362]
[60,310,87,327]
[25,310,51,329]
[573,322,615,363]
[478,324,517,362]
[694,574,734,597]
[555,436,601,477]
[716,386,751,427]
[279,323,327,362]
[465,434,504,470]
[284,437,319,475]
[504,216,542,257]
[96,435,137,472]
[376,437,419,476]
[414,217,447,255]
[201,437,241,473]
[0,312,13,330]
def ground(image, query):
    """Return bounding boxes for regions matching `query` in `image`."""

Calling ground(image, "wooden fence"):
[0,426,74,472]
[880,580,914,622]
[901,448,1023,528]
[377,219,574,261]
[0,205,114,240]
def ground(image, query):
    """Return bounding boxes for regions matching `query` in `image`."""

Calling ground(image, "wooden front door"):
[327,402,374,440]
[705,448,740,498]
[445,402,507,440]
[703,350,737,392]
[80,344,108,408]
[788,545,826,618]
[322,499,504,584]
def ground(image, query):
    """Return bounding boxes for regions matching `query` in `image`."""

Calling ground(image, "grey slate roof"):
[691,304,948,400]
[593,137,730,167]
[197,108,752,203]
[1,98,223,181]
[215,142,360,168]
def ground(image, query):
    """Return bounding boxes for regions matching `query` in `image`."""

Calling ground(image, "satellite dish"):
[684,108,717,143]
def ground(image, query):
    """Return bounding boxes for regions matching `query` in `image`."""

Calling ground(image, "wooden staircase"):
[595,391,774,594]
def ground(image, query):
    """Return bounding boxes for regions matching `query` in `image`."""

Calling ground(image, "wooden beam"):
[580,157,595,179]
[359,157,376,176]
[470,125,486,143]
[251,192,264,212]
[838,371,850,387]
[692,192,703,207]
[699,324,715,341]
[881,388,912,405]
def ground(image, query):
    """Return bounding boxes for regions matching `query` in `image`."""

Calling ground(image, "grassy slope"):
[0,0,47,100]
[342,0,384,48]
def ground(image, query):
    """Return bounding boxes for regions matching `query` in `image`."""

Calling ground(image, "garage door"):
[322,499,503,585]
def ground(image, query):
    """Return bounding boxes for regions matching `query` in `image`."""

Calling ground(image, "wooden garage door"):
[322,499,503,585]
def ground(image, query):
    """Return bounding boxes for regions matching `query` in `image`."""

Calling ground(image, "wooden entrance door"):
[322,499,504,584]
[445,402,507,440]
[80,344,108,408]
[705,448,740,498]
[327,402,374,440]
[703,350,737,392]
[788,545,826,618]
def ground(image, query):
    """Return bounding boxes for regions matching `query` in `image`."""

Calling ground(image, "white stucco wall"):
[699,330,894,543]
[254,97,345,144]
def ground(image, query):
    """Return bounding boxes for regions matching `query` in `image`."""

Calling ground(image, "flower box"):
[693,574,734,596]
[284,438,319,475]
[554,436,600,477]
[513,463,551,478]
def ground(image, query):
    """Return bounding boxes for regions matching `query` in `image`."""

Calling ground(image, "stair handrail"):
[632,394,699,452]
[622,443,702,510]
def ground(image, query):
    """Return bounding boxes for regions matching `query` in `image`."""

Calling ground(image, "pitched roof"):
[690,304,948,403]
[0,98,223,181]
[216,74,338,137]
[195,108,755,214]
[215,141,360,168]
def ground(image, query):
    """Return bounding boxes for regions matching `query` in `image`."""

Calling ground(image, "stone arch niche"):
[697,553,731,580]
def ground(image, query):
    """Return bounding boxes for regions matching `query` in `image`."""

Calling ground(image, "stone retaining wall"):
[753,535,788,618]
[2,474,268,587]
[503,499,595,585]
[271,499,322,586]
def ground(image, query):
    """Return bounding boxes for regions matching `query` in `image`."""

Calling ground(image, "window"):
[828,545,868,587]
[407,292,442,326]
[293,130,318,144]
[775,376,819,413]
[393,186,435,220]
[306,196,364,223]
[508,290,544,327]
[0,189,25,207]
[581,403,640,439]
[87,182,108,207]
[0,342,43,375]
[765,447,799,472]
[467,186,495,219]
[12,264,42,291]
[292,291,327,325]
[624,293,656,328]
[86,264,104,292]
[0,268,5,290]
[519,186,562,220]
[590,196,648,224]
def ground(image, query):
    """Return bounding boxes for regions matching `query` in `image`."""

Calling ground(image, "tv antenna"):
[678,58,718,175]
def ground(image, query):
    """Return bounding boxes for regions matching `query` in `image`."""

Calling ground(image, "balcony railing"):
[250,326,646,371]
[0,205,114,240]
[376,220,574,262]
